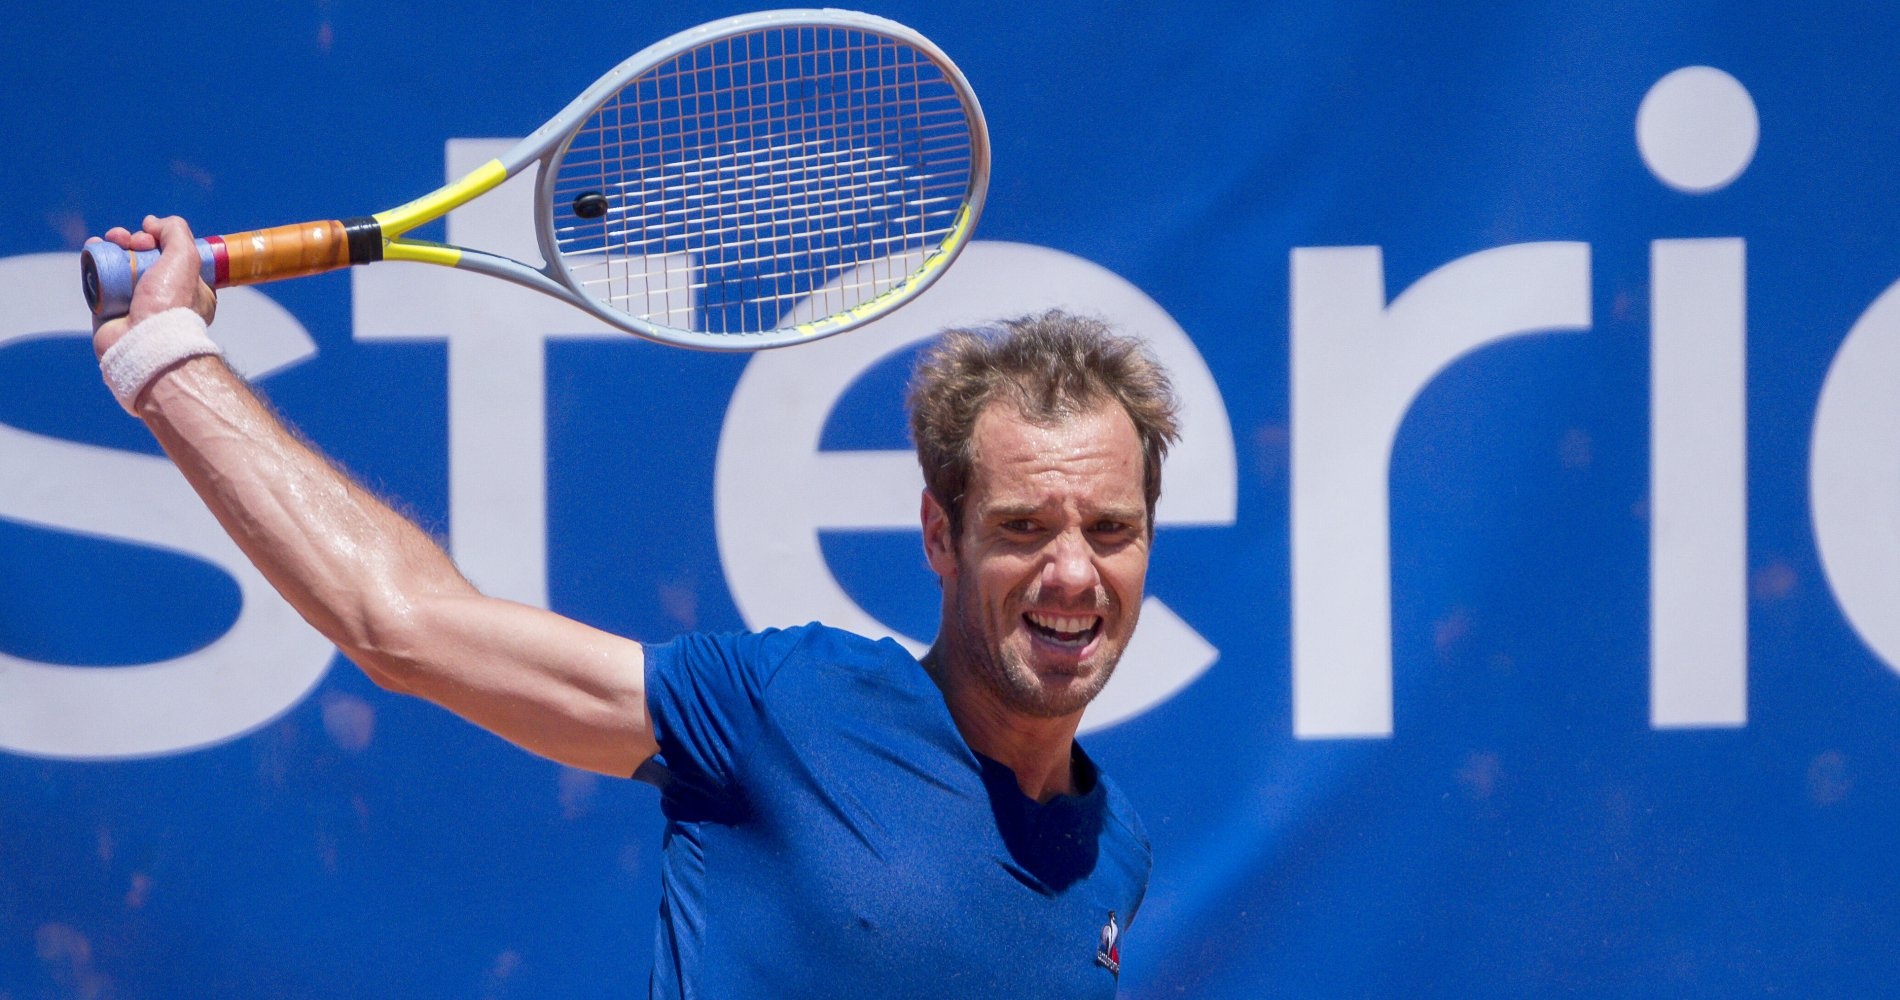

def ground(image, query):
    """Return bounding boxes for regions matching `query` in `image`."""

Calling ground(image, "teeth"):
[1027,612,1097,635]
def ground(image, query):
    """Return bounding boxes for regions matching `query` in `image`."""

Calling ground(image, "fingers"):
[92,226,148,251]
[123,215,211,327]
[145,214,196,250]
[92,216,181,251]
[145,214,189,241]
[153,216,217,325]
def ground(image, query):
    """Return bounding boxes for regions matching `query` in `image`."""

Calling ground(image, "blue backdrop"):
[6,2,1900,996]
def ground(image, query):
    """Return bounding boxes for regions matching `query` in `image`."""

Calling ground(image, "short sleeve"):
[638,627,802,809]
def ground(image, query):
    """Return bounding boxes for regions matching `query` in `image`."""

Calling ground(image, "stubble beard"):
[948,572,1135,719]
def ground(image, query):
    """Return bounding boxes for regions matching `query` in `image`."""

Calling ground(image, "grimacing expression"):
[924,402,1152,718]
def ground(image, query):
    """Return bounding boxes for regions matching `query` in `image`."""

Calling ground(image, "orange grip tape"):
[216,220,352,286]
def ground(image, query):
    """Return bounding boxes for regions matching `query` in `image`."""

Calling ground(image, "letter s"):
[0,252,335,760]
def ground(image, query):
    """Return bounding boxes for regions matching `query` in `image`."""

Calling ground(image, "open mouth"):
[1024,611,1103,648]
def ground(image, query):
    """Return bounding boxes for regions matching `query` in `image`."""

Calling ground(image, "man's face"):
[923,402,1152,719]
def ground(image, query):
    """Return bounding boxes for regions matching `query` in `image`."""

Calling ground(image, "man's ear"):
[921,490,956,579]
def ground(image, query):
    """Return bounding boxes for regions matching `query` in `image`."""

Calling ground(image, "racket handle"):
[81,239,216,318]
[81,219,383,318]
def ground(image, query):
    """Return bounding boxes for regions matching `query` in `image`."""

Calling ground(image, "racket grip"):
[81,240,217,318]
[81,220,373,318]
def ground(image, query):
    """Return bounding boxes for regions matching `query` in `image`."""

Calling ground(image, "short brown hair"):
[906,310,1180,534]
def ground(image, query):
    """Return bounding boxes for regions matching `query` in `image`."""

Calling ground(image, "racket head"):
[523,9,989,351]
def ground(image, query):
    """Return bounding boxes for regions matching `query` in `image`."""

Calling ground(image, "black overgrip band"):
[342,217,384,264]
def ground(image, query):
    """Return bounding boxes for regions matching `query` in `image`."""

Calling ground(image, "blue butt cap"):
[81,242,143,318]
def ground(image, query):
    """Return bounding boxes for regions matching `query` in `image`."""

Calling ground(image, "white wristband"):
[99,307,222,415]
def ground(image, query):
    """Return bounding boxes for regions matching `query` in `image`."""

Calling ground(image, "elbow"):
[333,579,483,698]
[353,653,418,695]
[336,600,436,695]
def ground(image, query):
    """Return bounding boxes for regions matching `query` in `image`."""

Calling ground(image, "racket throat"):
[343,217,385,264]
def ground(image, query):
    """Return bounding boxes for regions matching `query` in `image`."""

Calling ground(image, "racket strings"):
[561,145,920,234]
[560,192,967,257]
[548,24,976,336]
[551,130,973,216]
[568,224,957,288]
[556,167,970,252]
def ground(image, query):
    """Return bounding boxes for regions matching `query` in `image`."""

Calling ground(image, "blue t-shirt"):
[637,623,1150,999]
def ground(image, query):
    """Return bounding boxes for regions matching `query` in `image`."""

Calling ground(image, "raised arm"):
[91,215,659,777]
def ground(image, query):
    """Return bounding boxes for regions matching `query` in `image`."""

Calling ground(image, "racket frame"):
[368,8,989,351]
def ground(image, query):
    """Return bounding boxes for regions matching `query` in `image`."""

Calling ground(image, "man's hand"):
[87,215,218,359]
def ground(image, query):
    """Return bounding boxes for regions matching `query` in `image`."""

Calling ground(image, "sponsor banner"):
[5,3,1899,996]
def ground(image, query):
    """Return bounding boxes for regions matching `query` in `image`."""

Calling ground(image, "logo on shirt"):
[1095,910,1121,976]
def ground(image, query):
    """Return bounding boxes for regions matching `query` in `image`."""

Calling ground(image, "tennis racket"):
[81,9,988,351]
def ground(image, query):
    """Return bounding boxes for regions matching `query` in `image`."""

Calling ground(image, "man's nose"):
[1040,528,1101,595]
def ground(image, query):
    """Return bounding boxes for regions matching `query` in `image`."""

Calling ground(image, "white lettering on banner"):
[0,254,335,760]
[1641,69,1757,729]
[714,242,1235,732]
[1289,66,1770,739]
[353,138,623,609]
[1812,278,1900,675]
[1636,67,1761,195]
[1650,239,1748,727]
[9,67,1887,760]
[1289,243,1595,738]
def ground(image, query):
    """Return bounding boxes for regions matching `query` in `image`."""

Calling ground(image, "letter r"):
[1290,243,1593,737]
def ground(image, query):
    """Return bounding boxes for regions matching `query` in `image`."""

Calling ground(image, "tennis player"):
[91,215,1177,998]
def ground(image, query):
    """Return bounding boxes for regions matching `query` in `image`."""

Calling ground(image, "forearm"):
[90,215,653,774]
[130,353,657,774]
[136,354,469,683]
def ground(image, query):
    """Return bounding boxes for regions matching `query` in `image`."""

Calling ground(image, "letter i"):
[1638,67,1757,727]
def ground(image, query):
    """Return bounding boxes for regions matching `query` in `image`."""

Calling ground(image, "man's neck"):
[922,647,1083,803]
